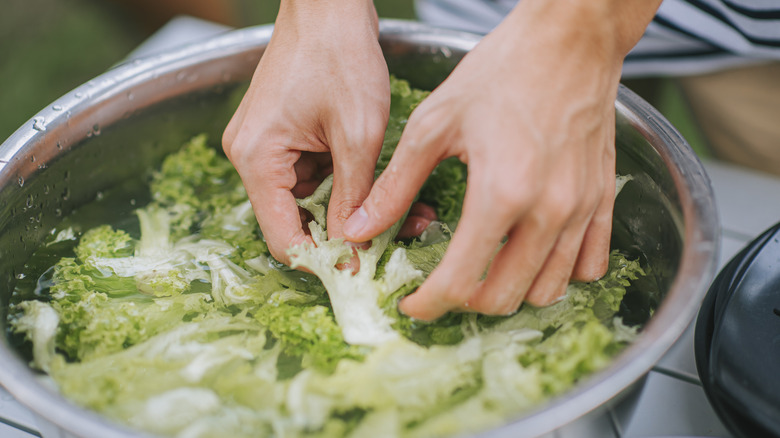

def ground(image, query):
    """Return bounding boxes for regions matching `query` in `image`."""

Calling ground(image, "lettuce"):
[9,77,648,438]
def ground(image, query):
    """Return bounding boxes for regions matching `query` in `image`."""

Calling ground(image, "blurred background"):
[0,0,705,155]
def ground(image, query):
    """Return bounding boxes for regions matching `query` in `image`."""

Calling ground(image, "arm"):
[222,0,389,265]
[343,0,663,319]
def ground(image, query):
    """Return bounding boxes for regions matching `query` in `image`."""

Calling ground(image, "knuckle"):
[365,113,390,144]
[526,281,568,307]
[328,200,362,225]
[440,289,469,309]
[490,183,534,214]
[428,275,471,309]
[573,253,609,282]
[535,188,582,229]
[524,294,550,307]
[403,110,445,155]
[525,289,562,307]
[364,182,405,220]
[338,112,388,154]
[480,300,521,316]
[222,123,238,160]
[473,284,524,316]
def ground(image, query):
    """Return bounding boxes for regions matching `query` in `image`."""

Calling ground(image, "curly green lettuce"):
[9,76,648,438]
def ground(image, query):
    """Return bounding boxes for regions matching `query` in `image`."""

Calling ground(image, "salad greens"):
[9,77,646,438]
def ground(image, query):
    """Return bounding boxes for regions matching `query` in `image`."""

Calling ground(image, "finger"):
[250,187,313,265]
[572,142,616,281]
[398,174,516,320]
[409,202,438,221]
[464,220,558,315]
[396,215,432,239]
[523,221,591,307]
[342,119,447,242]
[239,147,312,265]
[326,139,384,242]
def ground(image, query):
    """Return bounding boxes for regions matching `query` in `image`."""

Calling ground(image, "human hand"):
[343,0,661,320]
[222,0,389,265]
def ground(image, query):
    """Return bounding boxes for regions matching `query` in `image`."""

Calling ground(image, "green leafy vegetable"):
[9,77,649,438]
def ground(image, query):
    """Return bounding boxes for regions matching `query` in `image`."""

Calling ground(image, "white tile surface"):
[0,421,37,438]
[0,386,40,435]
[552,409,617,438]
[654,320,700,383]
[613,372,731,438]
[703,160,780,239]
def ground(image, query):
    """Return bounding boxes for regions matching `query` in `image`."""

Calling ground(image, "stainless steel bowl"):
[0,20,719,438]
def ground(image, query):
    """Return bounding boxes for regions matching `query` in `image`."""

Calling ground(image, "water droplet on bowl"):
[32,117,46,132]
[52,104,63,111]
[18,176,24,187]
[15,273,25,280]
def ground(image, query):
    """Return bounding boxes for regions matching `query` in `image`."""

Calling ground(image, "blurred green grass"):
[1,0,706,157]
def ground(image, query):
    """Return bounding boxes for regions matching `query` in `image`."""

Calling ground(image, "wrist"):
[503,0,661,64]
[276,0,379,39]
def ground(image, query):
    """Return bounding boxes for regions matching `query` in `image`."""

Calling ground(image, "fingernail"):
[343,207,368,237]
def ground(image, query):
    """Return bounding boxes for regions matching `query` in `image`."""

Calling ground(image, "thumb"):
[326,153,378,241]
[342,129,443,242]
[326,113,389,241]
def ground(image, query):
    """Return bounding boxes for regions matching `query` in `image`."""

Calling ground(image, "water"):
[10,176,149,305]
[32,117,46,132]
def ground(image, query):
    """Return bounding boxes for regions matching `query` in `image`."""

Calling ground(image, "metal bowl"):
[0,20,719,438]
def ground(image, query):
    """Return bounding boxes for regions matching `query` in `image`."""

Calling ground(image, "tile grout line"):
[651,366,702,386]
[608,407,625,438]
[0,418,40,437]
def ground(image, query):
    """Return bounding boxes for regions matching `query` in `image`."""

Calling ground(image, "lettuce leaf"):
[9,77,650,438]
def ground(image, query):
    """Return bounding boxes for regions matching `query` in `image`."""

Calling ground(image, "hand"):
[343,0,661,320]
[222,0,389,265]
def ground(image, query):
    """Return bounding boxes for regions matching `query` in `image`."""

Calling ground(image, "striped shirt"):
[415,0,780,77]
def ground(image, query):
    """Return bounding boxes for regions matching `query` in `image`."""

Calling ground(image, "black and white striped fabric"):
[415,0,780,77]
